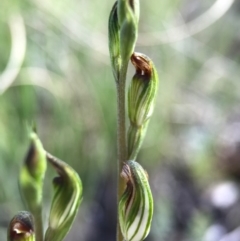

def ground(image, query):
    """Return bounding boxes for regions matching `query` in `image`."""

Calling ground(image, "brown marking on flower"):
[8,212,34,240]
[120,162,132,182]
[131,52,152,77]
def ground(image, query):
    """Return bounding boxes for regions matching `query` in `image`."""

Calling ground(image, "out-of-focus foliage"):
[1,0,240,241]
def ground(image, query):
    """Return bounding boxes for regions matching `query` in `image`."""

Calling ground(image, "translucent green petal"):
[45,153,83,241]
[118,0,139,67]
[19,131,47,241]
[108,1,121,82]
[119,161,153,241]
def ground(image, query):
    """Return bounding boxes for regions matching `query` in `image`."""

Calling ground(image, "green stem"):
[116,63,128,241]
[34,206,43,241]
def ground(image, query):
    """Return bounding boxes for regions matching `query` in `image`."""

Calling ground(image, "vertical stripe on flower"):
[119,161,153,241]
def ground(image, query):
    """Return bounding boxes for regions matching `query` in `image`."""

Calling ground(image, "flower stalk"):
[109,0,139,240]
[109,1,158,240]
[116,61,128,241]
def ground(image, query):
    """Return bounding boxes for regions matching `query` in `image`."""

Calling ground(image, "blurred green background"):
[1,0,240,240]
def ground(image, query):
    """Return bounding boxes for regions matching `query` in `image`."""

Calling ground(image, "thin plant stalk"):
[109,0,139,239]
[34,207,43,241]
[116,62,128,241]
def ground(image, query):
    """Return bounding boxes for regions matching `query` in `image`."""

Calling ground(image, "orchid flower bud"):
[20,131,47,210]
[19,131,47,241]
[118,0,140,67]
[118,0,139,27]
[127,52,158,160]
[128,52,158,126]
[8,211,35,241]
[44,153,83,241]
[108,1,121,82]
[119,161,153,241]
